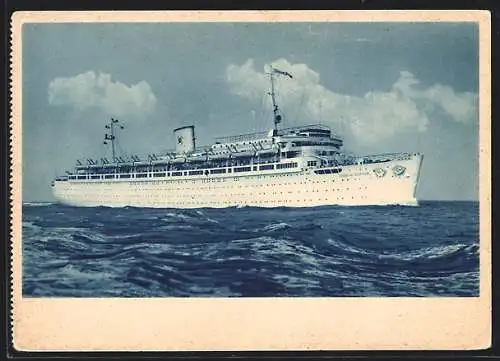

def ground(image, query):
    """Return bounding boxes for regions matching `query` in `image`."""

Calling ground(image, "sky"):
[22,21,479,201]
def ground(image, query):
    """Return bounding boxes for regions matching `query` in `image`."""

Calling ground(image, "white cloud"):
[48,71,157,118]
[391,70,477,123]
[225,59,477,144]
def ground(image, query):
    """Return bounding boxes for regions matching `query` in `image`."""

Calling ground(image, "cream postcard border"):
[10,10,491,351]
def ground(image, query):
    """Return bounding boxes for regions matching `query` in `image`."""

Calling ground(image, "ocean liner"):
[52,66,423,208]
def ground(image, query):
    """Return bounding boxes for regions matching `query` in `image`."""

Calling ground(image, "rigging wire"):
[257,91,271,131]
[280,108,290,126]
[115,137,126,160]
[272,74,304,129]
[254,92,265,131]
[293,91,306,125]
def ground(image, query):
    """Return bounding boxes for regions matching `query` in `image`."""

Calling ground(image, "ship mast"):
[103,118,124,162]
[269,71,280,135]
[267,65,293,135]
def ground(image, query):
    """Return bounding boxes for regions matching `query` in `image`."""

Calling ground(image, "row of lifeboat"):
[77,146,279,169]
[165,147,278,164]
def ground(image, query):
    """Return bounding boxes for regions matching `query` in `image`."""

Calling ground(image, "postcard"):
[10,10,491,351]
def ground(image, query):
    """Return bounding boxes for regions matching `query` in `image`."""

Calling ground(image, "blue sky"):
[22,21,479,201]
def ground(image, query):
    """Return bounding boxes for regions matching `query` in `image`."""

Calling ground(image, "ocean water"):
[21,201,479,297]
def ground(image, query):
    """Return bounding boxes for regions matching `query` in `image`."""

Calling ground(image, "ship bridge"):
[279,124,342,143]
[276,124,343,149]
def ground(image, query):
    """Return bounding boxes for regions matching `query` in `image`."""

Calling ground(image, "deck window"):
[314,168,342,175]
[234,166,252,173]
[276,162,298,169]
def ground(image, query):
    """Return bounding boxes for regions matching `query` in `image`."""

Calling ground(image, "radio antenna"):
[266,65,293,136]
[103,118,125,162]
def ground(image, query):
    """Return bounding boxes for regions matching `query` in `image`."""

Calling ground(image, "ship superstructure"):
[52,66,423,208]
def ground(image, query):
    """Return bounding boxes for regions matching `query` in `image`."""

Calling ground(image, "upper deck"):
[72,123,344,172]
[213,124,342,144]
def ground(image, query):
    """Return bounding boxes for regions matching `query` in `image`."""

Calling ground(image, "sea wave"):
[21,201,480,297]
[23,202,55,207]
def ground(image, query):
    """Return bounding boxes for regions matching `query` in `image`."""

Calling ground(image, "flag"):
[272,68,293,79]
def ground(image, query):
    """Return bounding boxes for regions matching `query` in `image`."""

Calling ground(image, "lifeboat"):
[256,149,277,157]
[151,159,171,165]
[208,153,230,161]
[188,154,208,162]
[170,157,186,164]
[232,150,255,158]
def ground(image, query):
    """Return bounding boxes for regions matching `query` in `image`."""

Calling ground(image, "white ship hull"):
[52,154,423,208]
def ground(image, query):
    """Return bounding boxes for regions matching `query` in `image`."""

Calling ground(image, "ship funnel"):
[173,125,196,154]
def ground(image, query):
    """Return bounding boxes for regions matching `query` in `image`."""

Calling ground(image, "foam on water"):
[22,201,479,297]
[23,202,55,207]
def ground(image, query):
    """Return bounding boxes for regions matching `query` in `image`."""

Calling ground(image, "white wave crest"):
[380,243,472,261]
[23,202,54,207]
[162,212,195,222]
[326,238,370,256]
[255,222,291,232]
[22,221,42,233]
[160,224,195,231]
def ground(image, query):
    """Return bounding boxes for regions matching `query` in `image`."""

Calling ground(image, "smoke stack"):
[173,125,196,154]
